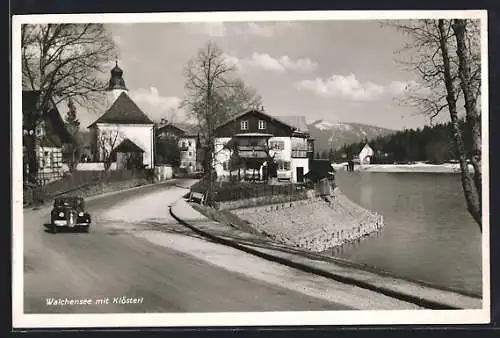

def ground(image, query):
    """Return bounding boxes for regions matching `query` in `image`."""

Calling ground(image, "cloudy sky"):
[77,20,453,131]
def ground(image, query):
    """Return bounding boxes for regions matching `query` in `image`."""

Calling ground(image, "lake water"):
[328,171,482,296]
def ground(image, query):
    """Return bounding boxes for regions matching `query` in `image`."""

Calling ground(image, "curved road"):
[23,180,351,314]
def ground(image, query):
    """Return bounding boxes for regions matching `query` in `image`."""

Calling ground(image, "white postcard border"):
[12,9,490,328]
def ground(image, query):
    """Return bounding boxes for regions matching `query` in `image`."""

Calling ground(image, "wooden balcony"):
[238,145,267,152]
[291,150,308,158]
[238,150,268,158]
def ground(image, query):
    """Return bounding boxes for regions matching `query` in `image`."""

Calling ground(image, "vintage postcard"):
[12,10,490,328]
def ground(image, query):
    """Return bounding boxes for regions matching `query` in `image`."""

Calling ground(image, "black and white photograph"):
[12,10,490,328]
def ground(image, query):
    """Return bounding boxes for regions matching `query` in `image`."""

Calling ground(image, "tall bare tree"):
[452,19,482,216]
[62,97,81,171]
[183,41,262,203]
[22,23,117,182]
[385,19,482,229]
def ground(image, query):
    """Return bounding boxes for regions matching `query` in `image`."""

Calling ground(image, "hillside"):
[331,121,466,164]
[307,120,396,153]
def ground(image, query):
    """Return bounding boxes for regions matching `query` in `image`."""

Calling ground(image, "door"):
[296,167,304,183]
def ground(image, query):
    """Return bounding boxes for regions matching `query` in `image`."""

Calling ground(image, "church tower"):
[107,61,128,107]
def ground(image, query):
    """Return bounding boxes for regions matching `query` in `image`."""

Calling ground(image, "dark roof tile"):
[112,138,145,153]
[22,90,74,146]
[88,92,153,126]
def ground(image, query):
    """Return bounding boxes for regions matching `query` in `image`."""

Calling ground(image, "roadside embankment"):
[170,198,482,310]
[232,188,383,252]
[59,177,151,199]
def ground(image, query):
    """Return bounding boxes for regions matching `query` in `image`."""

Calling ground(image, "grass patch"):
[190,203,263,236]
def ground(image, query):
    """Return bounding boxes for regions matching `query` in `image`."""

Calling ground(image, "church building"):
[88,62,155,169]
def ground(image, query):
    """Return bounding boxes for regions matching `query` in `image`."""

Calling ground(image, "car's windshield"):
[54,197,84,208]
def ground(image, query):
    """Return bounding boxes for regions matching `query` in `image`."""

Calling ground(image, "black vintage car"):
[48,196,91,233]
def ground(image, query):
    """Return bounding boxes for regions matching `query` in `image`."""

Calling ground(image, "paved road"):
[23,180,350,313]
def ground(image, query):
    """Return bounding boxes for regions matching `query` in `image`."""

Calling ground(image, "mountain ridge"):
[307,119,396,154]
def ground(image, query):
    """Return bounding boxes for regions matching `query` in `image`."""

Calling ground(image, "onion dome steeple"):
[108,61,127,91]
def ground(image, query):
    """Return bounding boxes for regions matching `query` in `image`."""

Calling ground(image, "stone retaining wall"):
[214,189,314,210]
[232,188,384,252]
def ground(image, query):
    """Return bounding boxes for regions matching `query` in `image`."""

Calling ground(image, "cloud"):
[129,86,182,121]
[230,52,317,73]
[242,53,286,72]
[296,74,385,101]
[279,55,318,72]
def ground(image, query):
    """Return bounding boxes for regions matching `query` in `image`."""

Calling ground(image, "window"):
[222,161,228,171]
[188,152,192,157]
[188,141,192,146]
[258,120,266,130]
[45,151,51,167]
[277,160,291,171]
[270,140,285,150]
[181,141,186,148]
[240,120,248,130]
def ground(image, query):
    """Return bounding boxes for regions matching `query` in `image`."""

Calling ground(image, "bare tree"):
[22,23,117,181]
[452,19,482,217]
[183,41,262,203]
[98,129,121,171]
[384,19,482,229]
[62,97,81,172]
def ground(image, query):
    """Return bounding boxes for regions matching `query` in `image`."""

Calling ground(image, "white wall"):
[359,145,374,164]
[154,165,173,180]
[96,123,154,169]
[291,157,309,183]
[268,136,291,161]
[36,146,64,184]
[214,136,299,180]
[76,162,117,171]
[214,137,232,178]
[178,136,198,170]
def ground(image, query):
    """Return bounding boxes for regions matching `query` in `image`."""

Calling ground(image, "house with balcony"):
[213,109,314,183]
[156,120,202,172]
[22,90,74,185]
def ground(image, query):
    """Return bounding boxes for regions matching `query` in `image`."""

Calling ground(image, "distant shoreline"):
[332,162,474,174]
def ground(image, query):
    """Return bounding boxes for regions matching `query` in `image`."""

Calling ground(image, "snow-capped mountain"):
[307,120,396,153]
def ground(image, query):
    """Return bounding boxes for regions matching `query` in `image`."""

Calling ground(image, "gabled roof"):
[88,92,154,127]
[214,109,299,133]
[174,122,199,136]
[22,90,74,147]
[112,138,144,153]
[157,123,186,135]
[275,116,309,133]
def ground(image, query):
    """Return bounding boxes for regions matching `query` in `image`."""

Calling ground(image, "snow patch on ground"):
[335,123,353,131]
[314,120,336,130]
